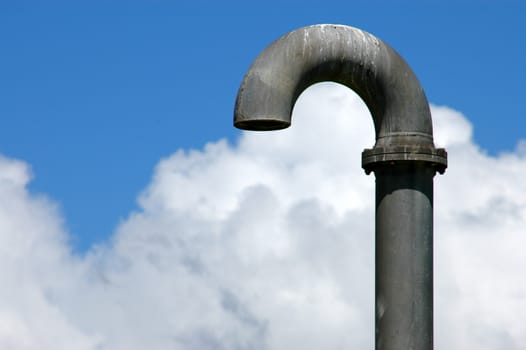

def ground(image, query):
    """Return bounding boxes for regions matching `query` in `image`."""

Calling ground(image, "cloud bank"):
[1,83,525,349]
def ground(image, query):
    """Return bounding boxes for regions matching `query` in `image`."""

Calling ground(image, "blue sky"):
[1,0,525,252]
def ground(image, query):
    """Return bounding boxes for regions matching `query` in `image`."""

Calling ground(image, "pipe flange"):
[362,145,447,175]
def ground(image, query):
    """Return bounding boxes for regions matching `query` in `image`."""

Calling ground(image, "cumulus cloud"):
[0,83,525,349]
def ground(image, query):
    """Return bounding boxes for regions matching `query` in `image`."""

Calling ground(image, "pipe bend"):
[234,24,436,148]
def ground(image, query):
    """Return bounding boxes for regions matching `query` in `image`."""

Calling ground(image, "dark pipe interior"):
[234,118,290,131]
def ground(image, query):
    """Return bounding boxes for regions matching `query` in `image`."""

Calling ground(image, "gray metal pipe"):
[375,165,435,349]
[233,24,447,350]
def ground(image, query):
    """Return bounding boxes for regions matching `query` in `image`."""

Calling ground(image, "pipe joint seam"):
[362,146,447,175]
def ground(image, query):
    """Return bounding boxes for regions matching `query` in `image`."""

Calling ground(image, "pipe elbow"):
[234,24,446,173]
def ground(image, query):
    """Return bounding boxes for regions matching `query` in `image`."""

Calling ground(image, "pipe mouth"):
[234,118,291,131]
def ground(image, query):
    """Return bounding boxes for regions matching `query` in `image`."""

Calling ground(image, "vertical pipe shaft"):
[374,165,435,350]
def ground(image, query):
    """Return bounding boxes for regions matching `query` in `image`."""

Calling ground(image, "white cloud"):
[0,83,525,349]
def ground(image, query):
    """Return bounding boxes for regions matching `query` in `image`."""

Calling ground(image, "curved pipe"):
[233,24,447,350]
[234,24,434,148]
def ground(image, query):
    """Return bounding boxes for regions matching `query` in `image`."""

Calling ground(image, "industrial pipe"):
[234,24,447,350]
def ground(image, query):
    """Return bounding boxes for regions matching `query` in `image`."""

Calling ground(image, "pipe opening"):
[234,118,291,131]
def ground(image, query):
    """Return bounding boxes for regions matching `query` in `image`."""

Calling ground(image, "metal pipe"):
[233,24,447,350]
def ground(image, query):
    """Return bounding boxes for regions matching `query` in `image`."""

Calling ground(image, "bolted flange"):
[362,145,447,175]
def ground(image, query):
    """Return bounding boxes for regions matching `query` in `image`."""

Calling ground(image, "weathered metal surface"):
[233,24,447,350]
[375,165,435,350]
